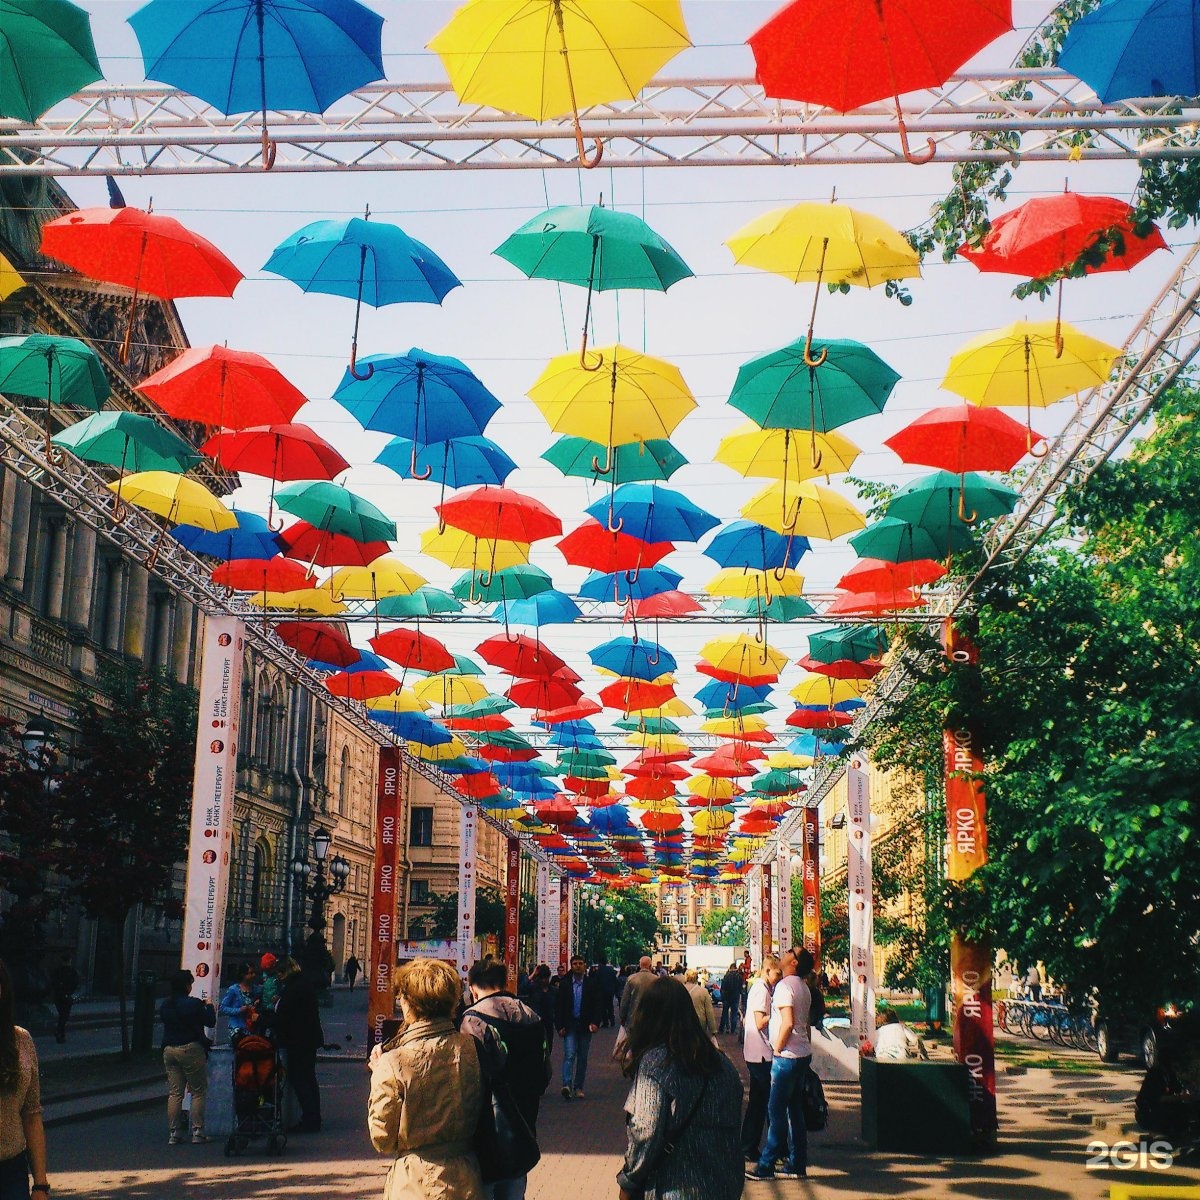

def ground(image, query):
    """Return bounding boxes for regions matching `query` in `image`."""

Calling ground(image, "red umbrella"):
[598,678,677,712]
[715,727,775,744]
[563,776,612,799]
[533,796,581,825]
[641,811,684,834]
[476,633,566,678]
[838,557,945,592]
[537,698,603,724]
[827,588,927,615]
[40,207,243,362]
[884,404,1042,473]
[556,519,674,573]
[212,557,315,592]
[786,706,854,730]
[691,756,757,779]
[444,713,511,732]
[749,0,1012,163]
[696,660,780,687]
[624,776,678,802]
[624,757,690,781]
[437,486,562,543]
[477,742,540,764]
[325,670,401,700]
[796,653,883,680]
[137,345,306,429]
[628,590,702,619]
[506,676,583,711]
[456,773,503,801]
[272,620,357,666]
[278,521,390,568]
[370,628,456,674]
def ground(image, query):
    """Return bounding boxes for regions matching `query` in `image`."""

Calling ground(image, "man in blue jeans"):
[746,947,814,1181]
[553,955,603,1099]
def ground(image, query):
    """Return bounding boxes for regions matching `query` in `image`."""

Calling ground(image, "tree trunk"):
[115,915,130,1057]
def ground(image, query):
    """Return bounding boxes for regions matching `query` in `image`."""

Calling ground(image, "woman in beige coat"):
[368,958,485,1200]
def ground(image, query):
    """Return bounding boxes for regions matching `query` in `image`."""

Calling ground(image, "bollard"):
[131,970,158,1053]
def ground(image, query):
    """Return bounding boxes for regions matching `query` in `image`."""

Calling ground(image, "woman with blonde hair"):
[368,957,485,1199]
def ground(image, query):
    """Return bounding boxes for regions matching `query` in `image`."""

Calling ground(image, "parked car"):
[1097,1003,1193,1068]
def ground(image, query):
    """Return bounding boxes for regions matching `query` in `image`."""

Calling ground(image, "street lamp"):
[20,713,56,768]
[291,828,348,987]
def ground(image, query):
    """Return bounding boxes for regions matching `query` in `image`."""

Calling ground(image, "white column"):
[847,756,877,1049]
[748,865,763,966]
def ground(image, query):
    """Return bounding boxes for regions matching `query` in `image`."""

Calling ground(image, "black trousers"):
[54,997,72,1041]
[740,1060,772,1158]
[287,1048,321,1130]
[0,1151,29,1200]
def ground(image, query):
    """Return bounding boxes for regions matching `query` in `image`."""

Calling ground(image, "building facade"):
[653,881,744,969]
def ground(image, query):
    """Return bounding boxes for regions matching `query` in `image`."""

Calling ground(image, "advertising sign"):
[504,837,520,992]
[800,807,821,965]
[847,756,876,1049]
[457,803,478,980]
[366,745,402,1051]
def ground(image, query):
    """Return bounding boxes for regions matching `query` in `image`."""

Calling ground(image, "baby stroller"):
[225,1033,287,1157]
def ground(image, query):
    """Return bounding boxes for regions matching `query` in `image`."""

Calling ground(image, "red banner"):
[944,723,996,1139]
[367,746,403,1051]
[801,806,821,966]
[761,861,773,953]
[504,837,520,992]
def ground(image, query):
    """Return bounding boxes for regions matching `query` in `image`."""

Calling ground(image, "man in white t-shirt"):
[740,955,782,1161]
[746,948,814,1182]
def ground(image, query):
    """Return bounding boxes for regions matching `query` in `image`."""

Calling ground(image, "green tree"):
[50,663,198,1054]
[427,884,508,941]
[577,890,661,966]
[701,907,746,946]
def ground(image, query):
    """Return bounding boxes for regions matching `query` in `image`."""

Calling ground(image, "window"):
[336,745,351,816]
[269,683,285,767]
[409,879,430,904]
[254,675,272,763]
[249,843,267,917]
[410,807,433,847]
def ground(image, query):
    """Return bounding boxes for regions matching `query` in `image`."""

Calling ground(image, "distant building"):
[653,881,744,969]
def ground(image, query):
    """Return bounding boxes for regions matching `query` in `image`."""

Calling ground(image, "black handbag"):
[472,1035,541,1184]
[801,1066,828,1132]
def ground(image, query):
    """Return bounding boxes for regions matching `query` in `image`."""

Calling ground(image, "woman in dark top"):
[617,977,744,1200]
[158,969,216,1145]
[272,958,325,1134]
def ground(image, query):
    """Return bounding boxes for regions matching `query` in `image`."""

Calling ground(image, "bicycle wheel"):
[1030,1004,1054,1041]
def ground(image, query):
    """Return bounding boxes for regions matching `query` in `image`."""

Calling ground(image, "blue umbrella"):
[590,636,678,680]
[579,567,683,603]
[333,349,499,474]
[589,805,636,834]
[695,679,774,711]
[788,733,848,758]
[1059,0,1200,102]
[585,483,718,543]
[703,520,809,571]
[265,221,460,377]
[376,434,516,487]
[130,0,385,167]
[172,509,281,559]
[367,710,442,741]
[494,589,582,629]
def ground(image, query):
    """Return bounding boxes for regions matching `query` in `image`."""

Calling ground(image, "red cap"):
[260,953,277,970]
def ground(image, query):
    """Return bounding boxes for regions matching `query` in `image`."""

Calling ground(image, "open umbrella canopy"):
[695,679,773,712]
[706,567,805,600]
[422,528,530,572]
[885,404,1043,473]
[212,557,315,592]
[275,480,396,542]
[245,586,345,615]
[52,410,199,474]
[849,515,972,562]
[586,483,718,543]
[0,334,109,410]
[278,520,390,567]
[376,587,462,618]
[557,519,674,573]
[807,625,888,665]
[790,675,871,706]
[478,633,567,678]
[329,556,426,600]
[716,422,861,481]
[698,634,788,684]
[173,509,281,559]
[543,436,687,483]
[887,470,1018,530]
[376,434,516,487]
[370,627,456,673]
[741,480,866,539]
[452,564,552,603]
[325,669,401,700]
[719,594,816,622]
[437,485,562,543]
[838,557,946,592]
[590,636,678,680]
[827,588,927,615]
[274,620,357,665]
[578,567,683,604]
[413,672,489,708]
[201,423,349,481]
[629,589,703,618]
[703,520,809,571]
[494,589,582,627]
[0,0,102,121]
[507,676,584,712]
[114,471,236,531]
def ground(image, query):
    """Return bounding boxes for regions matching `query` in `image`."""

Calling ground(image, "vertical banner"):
[367,746,402,1051]
[181,616,244,1007]
[945,722,996,1139]
[457,803,478,980]
[748,866,763,966]
[535,862,552,967]
[557,879,571,972]
[801,807,821,966]
[847,756,877,1050]
[504,837,520,992]
[761,861,773,954]
[776,843,793,954]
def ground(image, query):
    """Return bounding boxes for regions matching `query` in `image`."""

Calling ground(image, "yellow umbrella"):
[706,567,805,600]
[700,633,789,679]
[245,588,346,615]
[764,751,813,770]
[111,471,236,532]
[528,345,694,473]
[428,0,691,166]
[716,422,860,482]
[790,675,871,706]
[624,731,689,754]
[692,807,735,835]
[413,673,489,708]
[409,736,468,763]
[329,556,426,601]
[685,775,739,801]
[0,253,27,301]
[741,480,865,539]
[365,689,429,714]
[420,527,530,571]
[701,714,772,737]
[727,200,921,366]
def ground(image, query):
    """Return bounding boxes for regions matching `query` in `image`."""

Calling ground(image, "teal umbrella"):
[274,480,396,542]
[0,334,108,452]
[447,695,515,719]
[0,1,102,122]
[719,594,816,622]
[614,716,681,734]
[452,564,554,604]
[849,516,971,564]
[807,625,889,664]
[435,653,485,677]
[375,587,462,618]
[887,469,1018,530]
[542,435,687,483]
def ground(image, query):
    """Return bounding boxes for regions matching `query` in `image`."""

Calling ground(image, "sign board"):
[457,803,478,980]
[366,745,402,1052]
[847,756,876,1049]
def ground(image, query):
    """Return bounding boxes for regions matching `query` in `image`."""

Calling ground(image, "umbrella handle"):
[261,128,277,171]
[119,294,139,365]
[606,506,624,534]
[573,122,604,170]
[591,444,615,476]
[802,337,828,368]
[895,103,936,165]
[348,342,375,382]
[956,488,978,526]
[1054,279,1065,359]
[409,442,433,481]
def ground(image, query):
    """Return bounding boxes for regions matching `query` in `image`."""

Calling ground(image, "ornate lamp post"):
[291,828,349,991]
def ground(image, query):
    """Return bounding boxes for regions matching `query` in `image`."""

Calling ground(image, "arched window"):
[249,840,273,918]
[254,674,272,763]
[238,667,253,759]
[269,683,286,768]
[336,745,351,816]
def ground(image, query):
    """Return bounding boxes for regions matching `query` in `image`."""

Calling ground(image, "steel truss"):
[2,71,1197,176]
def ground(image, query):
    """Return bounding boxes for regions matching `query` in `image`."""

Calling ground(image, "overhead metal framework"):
[2,70,1197,176]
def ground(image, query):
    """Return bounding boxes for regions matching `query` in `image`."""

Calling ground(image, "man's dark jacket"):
[553,972,605,1030]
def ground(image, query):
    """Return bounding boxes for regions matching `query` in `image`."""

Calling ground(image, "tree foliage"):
[701,906,746,946]
[578,890,662,966]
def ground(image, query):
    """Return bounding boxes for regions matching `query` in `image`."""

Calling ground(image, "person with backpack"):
[461,960,549,1200]
[158,968,216,1145]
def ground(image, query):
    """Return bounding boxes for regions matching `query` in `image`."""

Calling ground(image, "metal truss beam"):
[2,71,1197,176]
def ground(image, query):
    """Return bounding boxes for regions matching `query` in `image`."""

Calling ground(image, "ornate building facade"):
[653,881,744,969]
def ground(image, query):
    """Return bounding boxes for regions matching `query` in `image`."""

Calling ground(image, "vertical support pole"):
[847,755,876,1051]
[761,861,773,954]
[776,842,793,953]
[536,861,552,967]
[748,865,763,965]
[457,803,478,984]
[367,745,402,1051]
[558,879,571,974]
[943,619,996,1143]
[801,806,821,967]
[504,837,520,993]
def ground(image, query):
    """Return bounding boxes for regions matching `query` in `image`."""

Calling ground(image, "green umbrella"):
[749,769,806,796]
[719,594,816,622]
[849,516,972,564]
[542,435,687,483]
[52,411,200,474]
[614,716,680,735]
[452,564,553,604]
[435,653,485,677]
[887,469,1018,530]
[446,695,515,719]
[558,747,616,770]
[702,702,773,719]
[0,0,102,122]
[807,625,889,665]
[477,729,533,750]
[558,760,610,780]
[275,480,396,542]
[0,334,108,452]
[495,203,692,365]
[375,586,462,618]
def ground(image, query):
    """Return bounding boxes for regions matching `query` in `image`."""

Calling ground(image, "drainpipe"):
[283,683,307,955]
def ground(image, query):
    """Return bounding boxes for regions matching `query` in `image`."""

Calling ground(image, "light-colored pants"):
[164,1042,209,1133]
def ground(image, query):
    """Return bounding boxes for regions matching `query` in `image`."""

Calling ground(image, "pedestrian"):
[0,957,50,1200]
[805,970,826,1033]
[872,1008,928,1061]
[745,947,814,1182]
[718,962,744,1036]
[158,968,216,1146]
[272,958,324,1134]
[48,956,78,1046]
[683,969,718,1040]
[259,952,280,1011]
[618,956,658,1034]
[554,953,604,1100]
[616,976,744,1200]
[525,964,556,1051]
[462,959,550,1200]
[368,957,485,1200]
[344,954,361,992]
[597,958,618,1028]
[740,955,781,1163]
[219,962,261,1040]
[1025,963,1042,1002]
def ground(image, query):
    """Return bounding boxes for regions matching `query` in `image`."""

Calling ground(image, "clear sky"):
[57,2,1185,746]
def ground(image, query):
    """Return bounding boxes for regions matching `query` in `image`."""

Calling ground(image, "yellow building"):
[653,881,744,969]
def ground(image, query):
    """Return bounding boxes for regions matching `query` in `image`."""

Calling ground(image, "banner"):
[504,837,520,991]
[748,866,763,966]
[181,616,244,1007]
[535,861,552,967]
[801,807,821,966]
[457,803,478,980]
[367,745,402,1052]
[761,861,773,954]
[847,756,876,1050]
[776,843,793,954]
[558,878,570,972]
[945,723,996,1137]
